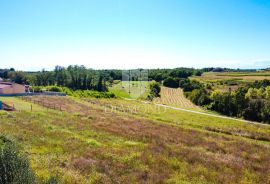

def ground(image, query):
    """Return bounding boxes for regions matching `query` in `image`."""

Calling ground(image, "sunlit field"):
[191,71,270,82]
[153,86,202,111]
[1,96,270,184]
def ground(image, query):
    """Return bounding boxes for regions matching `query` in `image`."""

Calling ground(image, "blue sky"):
[0,0,270,70]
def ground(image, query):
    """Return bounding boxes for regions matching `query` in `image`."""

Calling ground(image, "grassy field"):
[109,81,149,99]
[0,96,270,184]
[153,87,202,111]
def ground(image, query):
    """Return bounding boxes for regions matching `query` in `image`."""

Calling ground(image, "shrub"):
[0,136,36,184]
[0,136,59,184]
[148,82,161,100]
[47,86,63,92]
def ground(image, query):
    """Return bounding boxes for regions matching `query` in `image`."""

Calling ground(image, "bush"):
[0,136,58,184]
[46,86,63,92]
[148,82,161,100]
[0,136,36,184]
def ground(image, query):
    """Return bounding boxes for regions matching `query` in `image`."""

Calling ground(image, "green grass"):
[0,96,270,183]
[109,80,150,99]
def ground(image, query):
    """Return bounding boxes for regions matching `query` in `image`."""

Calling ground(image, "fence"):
[0,92,66,97]
[21,97,62,111]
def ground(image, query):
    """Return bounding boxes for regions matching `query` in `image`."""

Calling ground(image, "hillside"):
[0,96,270,183]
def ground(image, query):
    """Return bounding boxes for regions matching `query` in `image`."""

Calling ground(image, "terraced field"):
[0,96,270,184]
[153,86,201,110]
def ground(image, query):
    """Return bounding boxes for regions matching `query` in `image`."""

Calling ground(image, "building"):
[0,77,3,82]
[0,82,25,94]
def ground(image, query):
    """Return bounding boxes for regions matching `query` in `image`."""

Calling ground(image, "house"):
[0,82,25,94]
[0,77,3,82]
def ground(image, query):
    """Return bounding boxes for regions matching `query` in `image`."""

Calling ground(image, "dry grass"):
[191,72,270,82]
[1,96,270,183]
[153,87,201,110]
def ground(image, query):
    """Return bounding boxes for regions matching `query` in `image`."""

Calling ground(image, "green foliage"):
[148,81,161,100]
[194,70,203,76]
[179,78,203,92]
[30,86,116,99]
[187,88,211,106]
[163,77,179,88]
[185,79,270,123]
[0,136,37,184]
[71,90,116,98]
[0,136,59,184]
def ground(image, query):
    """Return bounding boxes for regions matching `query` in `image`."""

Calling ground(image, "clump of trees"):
[0,136,58,184]
[184,79,270,123]
[149,68,203,83]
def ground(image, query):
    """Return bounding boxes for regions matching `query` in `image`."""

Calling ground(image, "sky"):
[0,0,270,71]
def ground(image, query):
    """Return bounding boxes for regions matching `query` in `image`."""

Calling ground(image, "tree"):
[194,70,203,76]
[54,66,67,86]
[163,77,179,88]
[148,81,161,100]
[243,100,263,122]
[7,71,26,84]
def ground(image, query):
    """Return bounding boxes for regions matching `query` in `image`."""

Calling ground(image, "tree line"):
[1,66,204,92]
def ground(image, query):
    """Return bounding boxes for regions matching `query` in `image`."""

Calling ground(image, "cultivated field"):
[0,96,270,184]
[153,87,201,111]
[191,71,270,82]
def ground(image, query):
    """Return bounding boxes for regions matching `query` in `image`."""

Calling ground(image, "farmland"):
[1,96,270,184]
[153,87,201,111]
[191,71,270,82]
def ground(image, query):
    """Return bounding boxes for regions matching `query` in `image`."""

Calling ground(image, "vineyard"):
[153,86,201,110]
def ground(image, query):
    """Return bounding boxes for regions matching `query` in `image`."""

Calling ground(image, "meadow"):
[109,80,150,99]
[0,95,270,184]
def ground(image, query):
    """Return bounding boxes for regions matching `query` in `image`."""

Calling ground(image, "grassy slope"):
[0,96,270,184]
